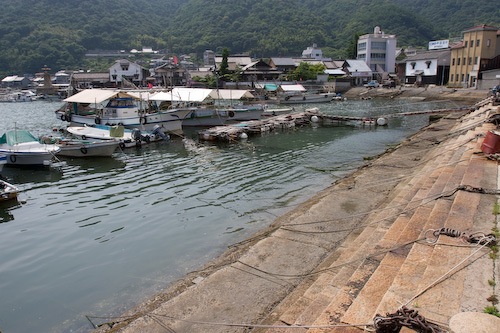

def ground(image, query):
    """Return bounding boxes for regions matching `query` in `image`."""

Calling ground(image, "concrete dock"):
[96,96,500,333]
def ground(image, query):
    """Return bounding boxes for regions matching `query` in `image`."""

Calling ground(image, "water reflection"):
[0,165,63,185]
[0,199,21,223]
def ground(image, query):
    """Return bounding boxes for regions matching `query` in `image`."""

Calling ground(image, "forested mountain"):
[0,0,498,76]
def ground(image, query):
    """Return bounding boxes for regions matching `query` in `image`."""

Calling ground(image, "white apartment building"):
[357,26,397,74]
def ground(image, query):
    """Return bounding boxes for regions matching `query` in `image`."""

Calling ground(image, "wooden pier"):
[197,106,473,142]
[197,108,386,142]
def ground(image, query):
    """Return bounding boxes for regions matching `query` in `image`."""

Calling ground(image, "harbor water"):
[0,98,462,332]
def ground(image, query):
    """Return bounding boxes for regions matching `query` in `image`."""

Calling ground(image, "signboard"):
[429,40,449,50]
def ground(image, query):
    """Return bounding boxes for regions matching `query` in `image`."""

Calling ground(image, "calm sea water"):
[0,98,462,332]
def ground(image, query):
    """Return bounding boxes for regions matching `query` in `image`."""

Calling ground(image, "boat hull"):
[0,142,60,166]
[56,109,191,136]
[182,108,264,127]
[56,140,119,157]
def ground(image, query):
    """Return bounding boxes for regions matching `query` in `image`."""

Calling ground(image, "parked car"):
[364,80,379,88]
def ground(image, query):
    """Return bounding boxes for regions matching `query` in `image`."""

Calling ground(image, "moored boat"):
[55,89,191,136]
[262,105,294,117]
[0,179,19,202]
[65,124,167,148]
[55,139,120,157]
[0,130,60,166]
[151,88,264,127]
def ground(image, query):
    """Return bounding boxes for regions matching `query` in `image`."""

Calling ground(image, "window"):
[470,40,473,47]
[468,57,472,65]
[450,75,454,82]
[425,60,431,69]
[358,42,366,51]
[461,74,464,82]
[463,57,466,65]
[120,65,129,71]
[487,39,491,47]
[455,74,459,81]
[457,58,461,65]
[476,39,480,47]
[372,41,386,50]
[370,53,386,59]
[411,62,416,69]
[474,57,478,64]
[464,41,468,47]
[452,58,455,66]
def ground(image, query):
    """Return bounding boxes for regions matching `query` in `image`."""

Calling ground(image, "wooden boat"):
[0,130,60,166]
[55,89,191,136]
[0,179,19,202]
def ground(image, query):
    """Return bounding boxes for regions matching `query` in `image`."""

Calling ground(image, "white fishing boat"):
[151,88,264,127]
[0,130,60,166]
[55,89,191,135]
[262,105,294,117]
[66,124,167,148]
[0,179,19,202]
[277,84,337,104]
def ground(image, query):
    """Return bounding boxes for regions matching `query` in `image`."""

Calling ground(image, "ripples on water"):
[0,98,462,332]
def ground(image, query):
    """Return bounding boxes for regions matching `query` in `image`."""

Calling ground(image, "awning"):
[209,89,255,100]
[150,88,213,102]
[64,89,135,104]
[280,84,306,92]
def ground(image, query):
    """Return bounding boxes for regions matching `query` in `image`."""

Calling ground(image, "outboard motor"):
[152,125,170,141]
[131,128,142,142]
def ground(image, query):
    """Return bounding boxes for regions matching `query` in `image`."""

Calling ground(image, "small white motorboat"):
[66,124,168,148]
[0,179,19,202]
[0,130,60,166]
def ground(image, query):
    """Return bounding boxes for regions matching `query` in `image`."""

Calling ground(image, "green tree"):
[289,62,325,81]
[218,48,230,79]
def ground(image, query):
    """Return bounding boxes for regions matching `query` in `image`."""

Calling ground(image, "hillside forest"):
[0,0,498,76]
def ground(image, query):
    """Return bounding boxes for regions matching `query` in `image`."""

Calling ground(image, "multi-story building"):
[357,26,397,77]
[449,25,500,88]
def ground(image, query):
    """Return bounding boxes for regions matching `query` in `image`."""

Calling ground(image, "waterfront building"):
[344,59,373,86]
[357,26,397,77]
[449,25,500,88]
[404,49,451,86]
[109,59,148,87]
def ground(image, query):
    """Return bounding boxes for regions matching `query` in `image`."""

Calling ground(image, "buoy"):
[239,132,248,140]
[376,117,388,126]
[310,115,319,123]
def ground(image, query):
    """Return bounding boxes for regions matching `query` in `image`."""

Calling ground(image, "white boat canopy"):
[64,89,138,104]
[209,89,255,100]
[279,84,307,92]
[150,88,213,102]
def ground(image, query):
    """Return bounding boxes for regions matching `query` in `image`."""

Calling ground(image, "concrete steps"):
[255,107,497,333]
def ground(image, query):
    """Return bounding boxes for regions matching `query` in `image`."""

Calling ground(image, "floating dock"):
[197,106,472,142]
[198,108,386,142]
